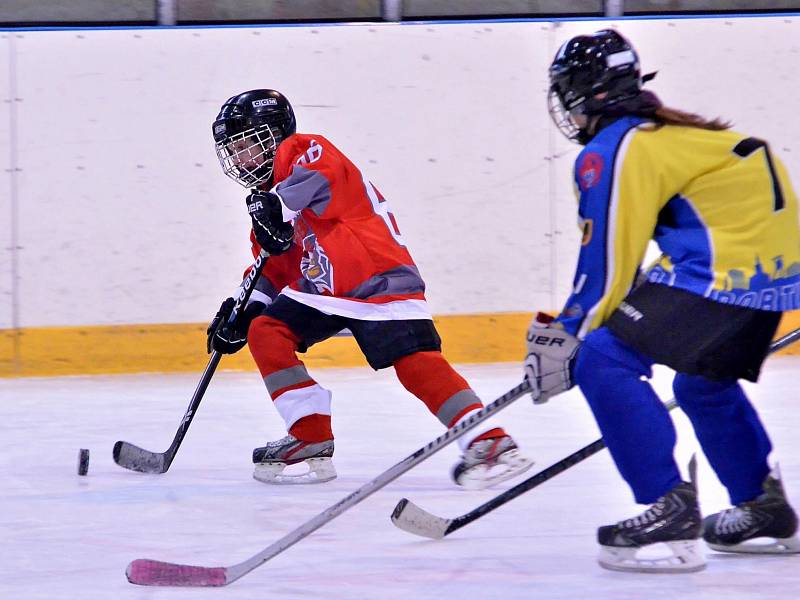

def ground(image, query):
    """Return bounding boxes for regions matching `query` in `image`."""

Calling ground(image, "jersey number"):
[363,176,405,247]
[296,139,323,166]
[733,137,785,212]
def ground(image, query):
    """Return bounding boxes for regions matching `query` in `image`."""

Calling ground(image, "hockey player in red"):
[206,89,532,487]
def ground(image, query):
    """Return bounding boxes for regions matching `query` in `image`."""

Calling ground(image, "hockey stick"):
[125,379,533,586]
[391,327,800,539]
[113,249,269,474]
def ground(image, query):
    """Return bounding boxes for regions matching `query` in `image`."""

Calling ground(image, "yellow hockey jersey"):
[556,115,800,338]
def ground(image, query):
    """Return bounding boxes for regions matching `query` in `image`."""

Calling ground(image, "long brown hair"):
[652,105,732,131]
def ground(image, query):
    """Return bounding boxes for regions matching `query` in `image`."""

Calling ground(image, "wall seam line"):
[547,21,558,312]
[7,32,21,373]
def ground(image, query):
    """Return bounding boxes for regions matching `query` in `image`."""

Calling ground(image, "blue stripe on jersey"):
[652,194,714,295]
[650,196,800,310]
[556,117,643,337]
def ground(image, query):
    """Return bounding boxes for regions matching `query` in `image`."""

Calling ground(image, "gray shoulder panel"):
[276,166,332,216]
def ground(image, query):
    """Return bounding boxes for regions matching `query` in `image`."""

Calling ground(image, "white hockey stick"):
[126,379,533,586]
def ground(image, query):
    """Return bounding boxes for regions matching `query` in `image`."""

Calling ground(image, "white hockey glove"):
[524,312,581,404]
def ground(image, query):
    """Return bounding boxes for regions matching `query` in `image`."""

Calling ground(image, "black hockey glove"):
[206,297,267,355]
[247,191,294,256]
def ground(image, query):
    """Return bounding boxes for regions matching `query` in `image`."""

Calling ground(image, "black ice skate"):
[703,465,800,554]
[597,457,705,573]
[451,434,533,490]
[252,434,336,484]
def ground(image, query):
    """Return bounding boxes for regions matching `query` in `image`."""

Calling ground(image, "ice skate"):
[451,434,533,490]
[597,458,705,573]
[704,466,800,554]
[252,434,337,484]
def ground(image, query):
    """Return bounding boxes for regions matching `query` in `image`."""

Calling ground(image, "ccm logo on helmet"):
[253,98,278,107]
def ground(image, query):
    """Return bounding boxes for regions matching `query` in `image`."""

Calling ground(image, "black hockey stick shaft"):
[432,327,800,537]
[113,249,269,473]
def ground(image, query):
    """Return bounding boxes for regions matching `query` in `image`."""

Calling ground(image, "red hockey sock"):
[471,427,507,443]
[394,351,472,415]
[393,351,507,436]
[289,414,333,443]
[248,316,332,442]
[248,315,305,379]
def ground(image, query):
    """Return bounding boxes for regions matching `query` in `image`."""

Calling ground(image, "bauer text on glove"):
[524,313,581,404]
[247,191,294,255]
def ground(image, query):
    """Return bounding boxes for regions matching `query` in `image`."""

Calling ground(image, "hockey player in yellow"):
[524,29,800,573]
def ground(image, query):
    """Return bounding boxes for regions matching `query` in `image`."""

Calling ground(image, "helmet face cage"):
[548,86,586,144]
[215,124,279,188]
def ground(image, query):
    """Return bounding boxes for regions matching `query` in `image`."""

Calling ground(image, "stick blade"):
[391,498,451,539]
[113,441,168,473]
[126,559,227,587]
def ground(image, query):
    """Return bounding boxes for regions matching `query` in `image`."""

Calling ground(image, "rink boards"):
[3,14,800,376]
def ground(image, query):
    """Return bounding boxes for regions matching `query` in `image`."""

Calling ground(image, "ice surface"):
[2,359,799,599]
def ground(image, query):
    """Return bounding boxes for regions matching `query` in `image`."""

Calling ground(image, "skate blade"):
[707,534,800,555]
[456,450,534,491]
[253,457,337,485]
[598,540,707,574]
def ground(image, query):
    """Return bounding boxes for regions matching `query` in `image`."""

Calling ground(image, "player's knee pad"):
[248,315,304,376]
[673,373,741,410]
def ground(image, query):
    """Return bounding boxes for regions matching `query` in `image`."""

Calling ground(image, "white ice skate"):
[252,435,337,485]
[598,539,706,574]
[451,435,533,490]
[704,466,800,554]
[598,458,706,573]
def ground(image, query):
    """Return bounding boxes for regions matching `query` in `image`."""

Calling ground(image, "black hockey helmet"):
[548,29,643,144]
[212,89,297,187]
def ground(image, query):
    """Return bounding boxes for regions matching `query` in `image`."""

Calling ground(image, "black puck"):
[78,448,90,476]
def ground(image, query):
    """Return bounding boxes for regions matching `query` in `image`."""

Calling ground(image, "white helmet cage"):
[215,124,281,188]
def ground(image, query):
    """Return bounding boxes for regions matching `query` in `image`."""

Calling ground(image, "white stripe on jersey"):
[281,287,432,321]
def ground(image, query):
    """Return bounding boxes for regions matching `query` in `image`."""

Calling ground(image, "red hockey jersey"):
[248,134,431,321]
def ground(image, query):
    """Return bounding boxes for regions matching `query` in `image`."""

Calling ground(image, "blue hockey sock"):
[673,374,771,505]
[575,328,682,504]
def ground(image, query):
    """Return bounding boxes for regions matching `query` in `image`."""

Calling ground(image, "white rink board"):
[5,16,800,327]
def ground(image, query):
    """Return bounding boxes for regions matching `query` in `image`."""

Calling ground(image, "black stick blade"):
[113,441,168,473]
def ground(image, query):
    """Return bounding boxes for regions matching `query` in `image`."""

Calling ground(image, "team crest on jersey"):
[300,232,334,294]
[578,152,604,190]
